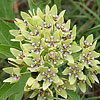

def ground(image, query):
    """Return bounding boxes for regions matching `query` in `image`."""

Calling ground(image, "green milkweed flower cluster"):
[3,5,100,100]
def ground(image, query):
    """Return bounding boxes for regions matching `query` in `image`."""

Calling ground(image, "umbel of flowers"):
[3,5,100,100]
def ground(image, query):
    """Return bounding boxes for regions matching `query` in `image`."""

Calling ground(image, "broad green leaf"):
[0,73,30,100]
[67,90,80,100]
[0,45,13,58]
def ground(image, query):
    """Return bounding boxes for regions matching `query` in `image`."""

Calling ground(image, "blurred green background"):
[0,0,100,99]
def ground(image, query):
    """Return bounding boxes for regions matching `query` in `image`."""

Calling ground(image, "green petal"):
[50,67,58,74]
[64,39,72,47]
[45,15,54,25]
[59,10,66,18]
[37,73,45,81]
[52,75,60,83]
[3,67,13,74]
[86,77,92,88]
[38,66,48,73]
[60,89,67,99]
[15,18,26,30]
[80,36,84,48]
[31,80,40,89]
[78,72,86,80]
[43,79,51,90]
[69,74,76,85]
[88,72,95,83]
[62,67,71,75]
[22,44,33,51]
[21,30,30,39]
[57,16,64,25]
[30,90,39,98]
[13,68,20,75]
[70,42,81,53]
[21,12,30,20]
[64,19,70,30]
[10,48,20,57]
[45,5,50,15]
[50,4,57,16]
[9,30,19,37]
[86,34,93,44]
[93,73,99,83]
[31,36,40,44]
[37,8,44,19]
[23,58,34,66]
[65,53,74,63]
[72,25,76,40]
[91,51,100,58]
[26,77,34,86]
[37,96,44,100]
[79,81,86,93]
[53,31,60,40]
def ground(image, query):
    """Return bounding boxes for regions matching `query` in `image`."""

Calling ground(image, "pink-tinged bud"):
[60,49,63,52]
[40,62,43,66]
[83,54,85,57]
[58,88,61,91]
[62,23,65,27]
[50,79,53,82]
[88,52,91,55]
[78,70,81,72]
[54,44,57,47]
[35,67,38,70]
[39,89,42,92]
[62,28,67,32]
[42,72,46,75]
[89,43,92,46]
[54,61,57,64]
[40,46,43,50]
[68,33,71,39]
[37,51,40,54]
[28,37,31,40]
[30,32,33,35]
[88,61,91,65]
[26,23,28,26]
[33,58,36,61]
[48,59,50,62]
[75,74,78,78]
[75,65,78,68]
[16,56,19,59]
[84,40,87,44]
[91,57,94,60]
[31,64,35,67]
[64,53,66,57]
[57,85,59,87]
[48,69,51,72]
[56,24,60,29]
[52,73,56,76]
[48,24,52,28]
[91,71,94,76]
[51,36,53,39]
[69,67,72,70]
[43,78,47,81]
[32,42,36,46]
[64,87,66,90]
[14,75,18,80]
[55,15,58,18]
[44,22,46,25]
[38,94,40,96]
[69,72,72,76]
[83,45,85,48]
[40,27,43,30]
[20,51,23,55]
[68,45,71,48]
[82,80,85,83]
[68,51,72,54]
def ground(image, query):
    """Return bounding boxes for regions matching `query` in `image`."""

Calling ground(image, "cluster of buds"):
[3,4,100,100]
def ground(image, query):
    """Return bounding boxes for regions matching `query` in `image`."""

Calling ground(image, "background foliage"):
[0,0,100,100]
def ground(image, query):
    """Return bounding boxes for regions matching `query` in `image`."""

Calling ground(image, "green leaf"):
[28,0,37,11]
[0,73,30,100]
[0,45,13,58]
[67,90,80,100]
